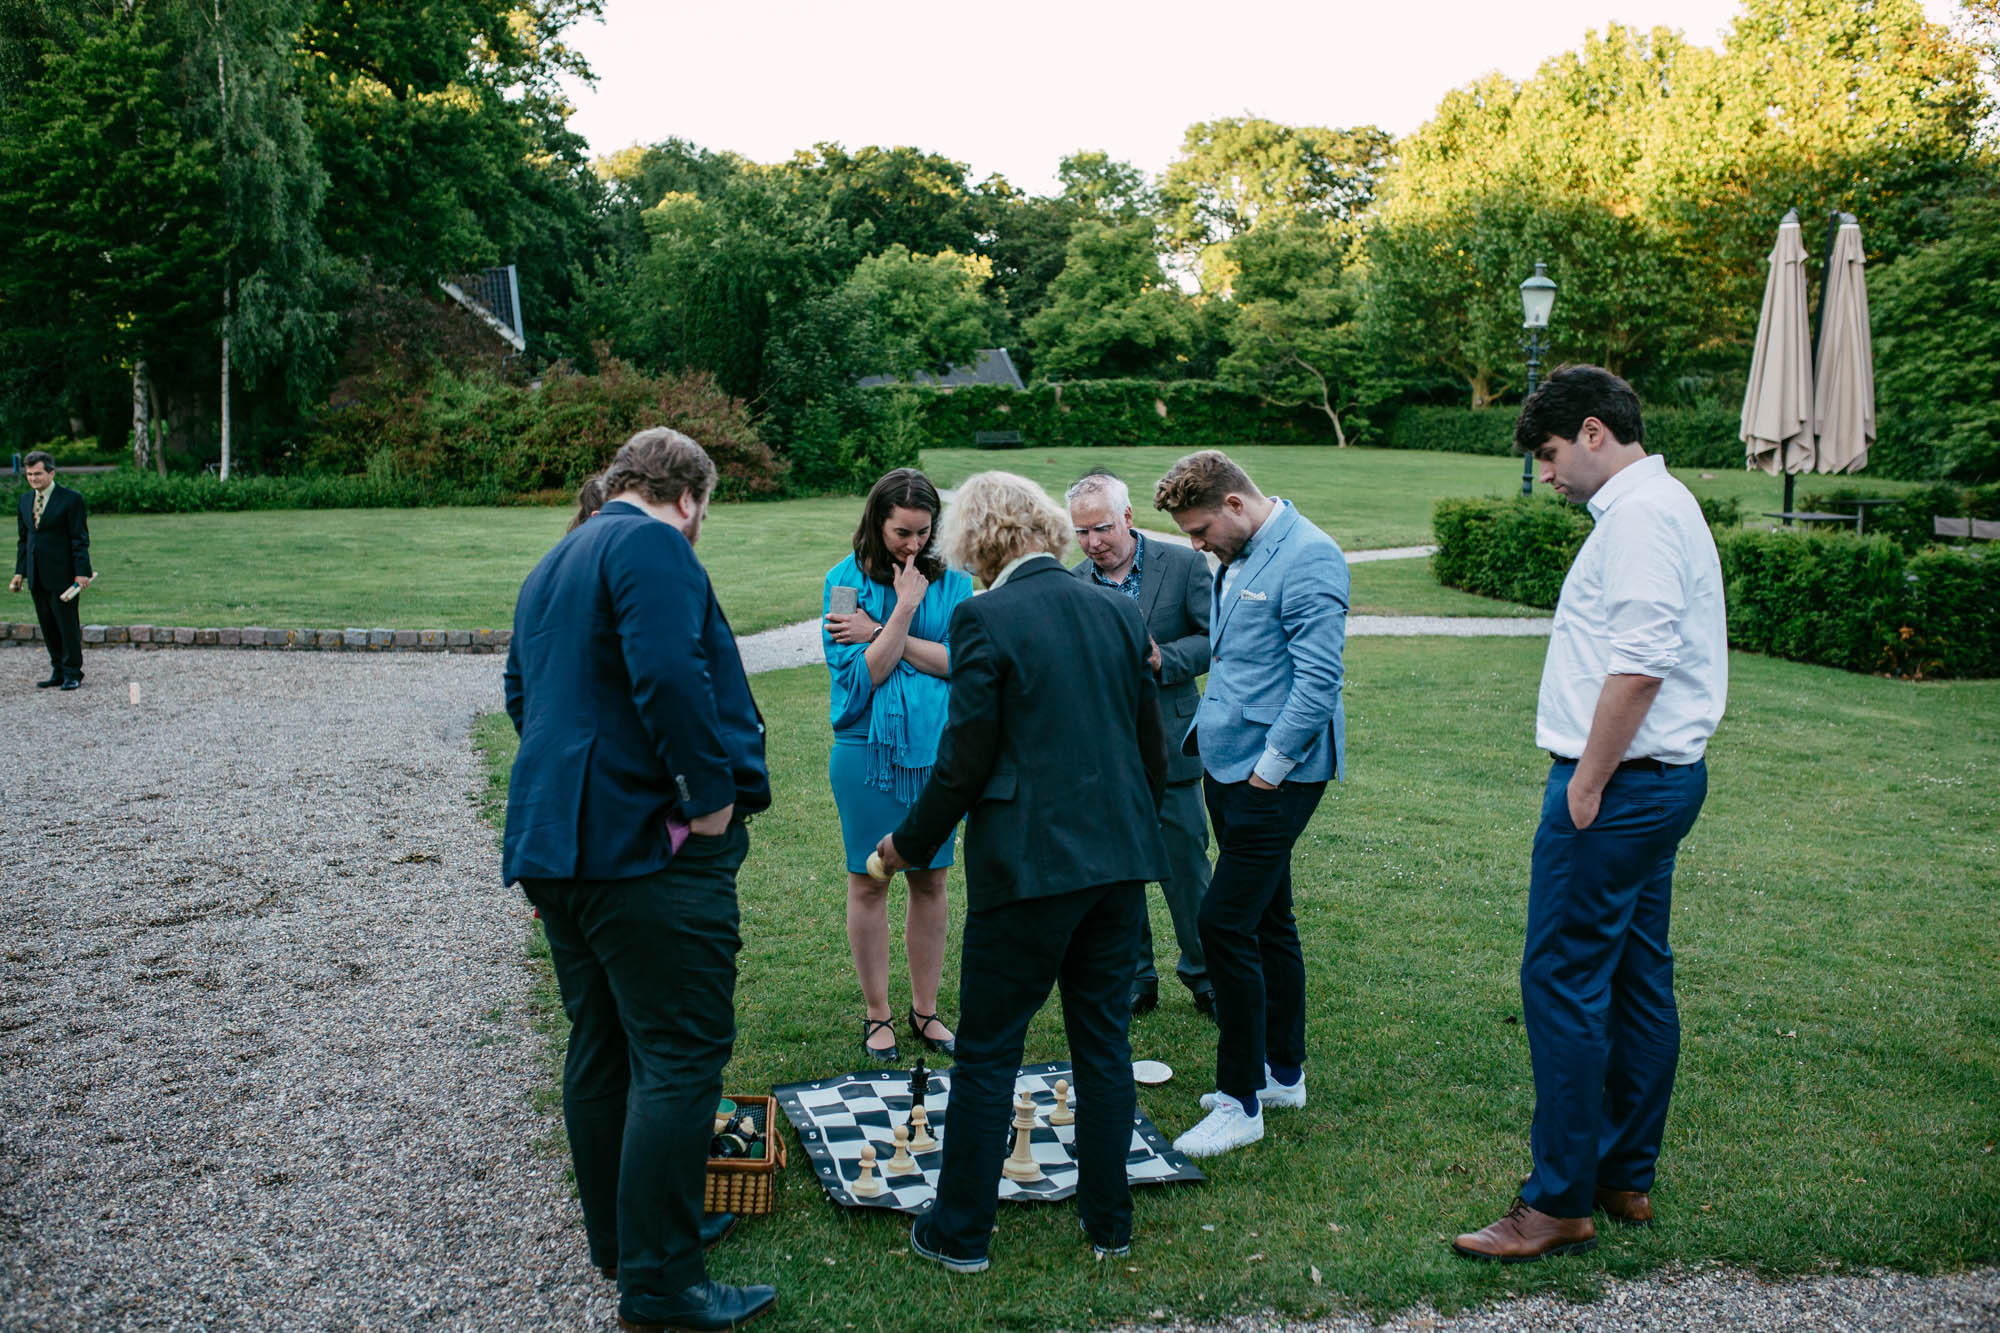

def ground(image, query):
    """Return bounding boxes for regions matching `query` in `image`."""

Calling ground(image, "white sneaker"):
[1200,1065,1306,1111]
[1173,1097,1265,1158]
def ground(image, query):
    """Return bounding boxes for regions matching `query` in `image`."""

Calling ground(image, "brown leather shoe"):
[1594,1186,1654,1226]
[1452,1197,1597,1263]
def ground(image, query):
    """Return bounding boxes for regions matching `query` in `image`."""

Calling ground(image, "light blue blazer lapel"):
[1211,503,1299,649]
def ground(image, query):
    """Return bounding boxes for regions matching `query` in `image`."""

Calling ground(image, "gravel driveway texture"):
[0,651,614,1331]
[3,651,1993,1333]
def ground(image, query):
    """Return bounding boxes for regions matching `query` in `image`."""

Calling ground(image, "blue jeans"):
[1199,776,1326,1108]
[927,881,1143,1259]
[1521,760,1707,1218]
[521,824,747,1304]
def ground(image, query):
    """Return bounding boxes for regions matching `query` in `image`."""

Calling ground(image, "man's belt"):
[1547,753,1695,773]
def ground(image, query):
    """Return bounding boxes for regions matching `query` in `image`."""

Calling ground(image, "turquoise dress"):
[822,554,973,874]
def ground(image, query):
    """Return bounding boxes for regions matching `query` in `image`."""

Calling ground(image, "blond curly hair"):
[940,471,1071,582]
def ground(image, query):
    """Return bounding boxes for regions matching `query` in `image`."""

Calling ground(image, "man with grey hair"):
[1066,469,1215,1020]
[504,427,776,1331]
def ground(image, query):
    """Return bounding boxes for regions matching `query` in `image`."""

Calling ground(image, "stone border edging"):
[1,622,509,654]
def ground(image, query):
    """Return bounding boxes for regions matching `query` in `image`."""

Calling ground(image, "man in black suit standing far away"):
[876,469,1168,1275]
[11,450,93,689]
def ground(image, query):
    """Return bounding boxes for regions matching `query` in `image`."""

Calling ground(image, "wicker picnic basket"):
[705,1094,785,1216]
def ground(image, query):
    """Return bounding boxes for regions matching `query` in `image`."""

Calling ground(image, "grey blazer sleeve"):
[1154,544,1211,686]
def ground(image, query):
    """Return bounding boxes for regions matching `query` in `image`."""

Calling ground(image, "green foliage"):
[307,361,782,499]
[7,468,508,515]
[1433,497,2000,677]
[1023,220,1198,380]
[854,380,1329,455]
[1219,224,1372,444]
[1430,496,1593,608]
[1800,481,2000,551]
[1867,195,2000,482]
[840,245,1004,379]
[1391,405,1743,467]
[1161,117,1391,292]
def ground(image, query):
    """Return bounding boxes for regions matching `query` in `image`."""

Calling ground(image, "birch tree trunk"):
[131,361,152,471]
[216,0,231,481]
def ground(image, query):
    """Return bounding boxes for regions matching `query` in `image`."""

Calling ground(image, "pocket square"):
[1238,589,1268,601]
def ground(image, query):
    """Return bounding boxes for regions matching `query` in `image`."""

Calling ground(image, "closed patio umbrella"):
[1742,210,1815,479]
[1812,214,1874,476]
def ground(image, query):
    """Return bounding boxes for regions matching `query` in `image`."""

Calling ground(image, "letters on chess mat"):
[774,1061,1204,1215]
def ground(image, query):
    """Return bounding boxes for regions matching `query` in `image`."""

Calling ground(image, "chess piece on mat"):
[852,1143,883,1198]
[1050,1078,1074,1127]
[886,1124,920,1176]
[1002,1093,1044,1183]
[909,1104,938,1153]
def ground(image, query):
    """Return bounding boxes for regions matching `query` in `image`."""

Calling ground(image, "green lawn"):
[475,641,1999,1329]
[1349,558,1546,618]
[60,448,1921,631]
[69,498,864,636]
[921,445,1917,551]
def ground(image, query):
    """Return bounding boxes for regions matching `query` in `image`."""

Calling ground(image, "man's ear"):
[673,488,699,519]
[1577,417,1604,451]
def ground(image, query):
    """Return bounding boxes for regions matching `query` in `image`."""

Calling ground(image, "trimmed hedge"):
[1391,404,1743,468]
[6,470,516,515]
[1430,495,1592,608]
[1431,494,2000,678]
[859,380,1333,450]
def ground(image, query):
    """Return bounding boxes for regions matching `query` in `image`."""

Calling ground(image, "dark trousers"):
[521,824,747,1304]
[1520,760,1707,1218]
[1199,775,1326,1108]
[1134,780,1210,992]
[929,880,1143,1258]
[30,582,82,680]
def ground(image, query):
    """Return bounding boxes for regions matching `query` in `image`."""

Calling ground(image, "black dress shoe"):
[35,674,60,688]
[861,1016,899,1065]
[618,1279,777,1332]
[59,678,79,690]
[908,1006,955,1058]
[1130,985,1159,1017]
[1192,986,1217,1020]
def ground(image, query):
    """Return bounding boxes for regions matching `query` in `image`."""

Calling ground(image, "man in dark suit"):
[877,470,1168,1274]
[503,428,776,1333]
[11,451,93,689]
[1066,470,1214,1020]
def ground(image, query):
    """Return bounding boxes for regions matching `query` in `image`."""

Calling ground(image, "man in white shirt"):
[1455,366,1727,1264]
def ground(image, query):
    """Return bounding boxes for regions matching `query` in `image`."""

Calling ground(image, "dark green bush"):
[310,361,783,501]
[1392,404,1742,467]
[1433,496,2000,677]
[852,380,1332,452]
[1430,495,1592,609]
[5,469,513,515]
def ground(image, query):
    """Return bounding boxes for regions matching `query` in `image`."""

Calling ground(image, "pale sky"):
[556,0,1964,193]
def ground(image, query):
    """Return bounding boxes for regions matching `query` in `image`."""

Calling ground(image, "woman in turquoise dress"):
[823,468,974,1064]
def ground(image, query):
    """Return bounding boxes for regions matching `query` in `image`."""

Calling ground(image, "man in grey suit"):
[1066,471,1215,1021]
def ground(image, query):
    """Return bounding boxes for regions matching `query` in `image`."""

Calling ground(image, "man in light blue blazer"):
[1152,450,1348,1159]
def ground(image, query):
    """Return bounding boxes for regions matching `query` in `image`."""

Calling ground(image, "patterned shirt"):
[1087,530,1145,601]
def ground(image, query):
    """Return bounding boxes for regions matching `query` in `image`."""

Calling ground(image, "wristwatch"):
[868,624,886,643]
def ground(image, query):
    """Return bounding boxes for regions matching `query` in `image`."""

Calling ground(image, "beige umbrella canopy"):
[1742,210,1815,476]
[1812,215,1875,476]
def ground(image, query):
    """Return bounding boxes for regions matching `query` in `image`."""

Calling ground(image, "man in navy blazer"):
[503,428,775,1332]
[1153,450,1348,1160]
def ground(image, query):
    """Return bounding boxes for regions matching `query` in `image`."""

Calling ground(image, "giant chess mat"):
[774,1060,1204,1214]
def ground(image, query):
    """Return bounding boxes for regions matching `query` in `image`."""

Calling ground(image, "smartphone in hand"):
[829,585,859,615]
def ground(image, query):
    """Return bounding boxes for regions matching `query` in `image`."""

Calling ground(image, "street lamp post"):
[1518,261,1557,496]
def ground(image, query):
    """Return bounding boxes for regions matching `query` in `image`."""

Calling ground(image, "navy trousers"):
[928,880,1143,1259]
[521,824,747,1306]
[1199,776,1326,1108]
[1520,760,1707,1219]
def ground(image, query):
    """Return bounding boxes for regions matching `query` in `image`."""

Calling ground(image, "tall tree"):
[1220,224,1367,443]
[1163,116,1391,292]
[1024,219,1196,380]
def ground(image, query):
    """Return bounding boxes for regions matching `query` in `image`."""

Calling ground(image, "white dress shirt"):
[1535,455,1728,764]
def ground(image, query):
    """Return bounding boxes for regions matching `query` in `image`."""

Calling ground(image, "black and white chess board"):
[773,1060,1204,1215]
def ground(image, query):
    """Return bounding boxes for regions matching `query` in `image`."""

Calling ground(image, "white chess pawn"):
[1049,1078,1075,1126]
[852,1142,883,1198]
[908,1104,938,1153]
[886,1123,920,1176]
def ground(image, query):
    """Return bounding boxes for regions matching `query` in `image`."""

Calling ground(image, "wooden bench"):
[1934,516,2000,541]
[973,430,1023,450]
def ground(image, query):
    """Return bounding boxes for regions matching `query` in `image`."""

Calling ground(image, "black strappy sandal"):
[862,1016,900,1065]
[908,1006,956,1058]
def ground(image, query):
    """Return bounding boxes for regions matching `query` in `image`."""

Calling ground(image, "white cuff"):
[1253,747,1297,786]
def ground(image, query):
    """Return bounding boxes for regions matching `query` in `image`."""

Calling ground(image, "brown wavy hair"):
[852,468,946,583]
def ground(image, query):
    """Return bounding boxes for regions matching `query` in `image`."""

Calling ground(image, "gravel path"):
[0,652,613,1331]
[4,652,1992,1333]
